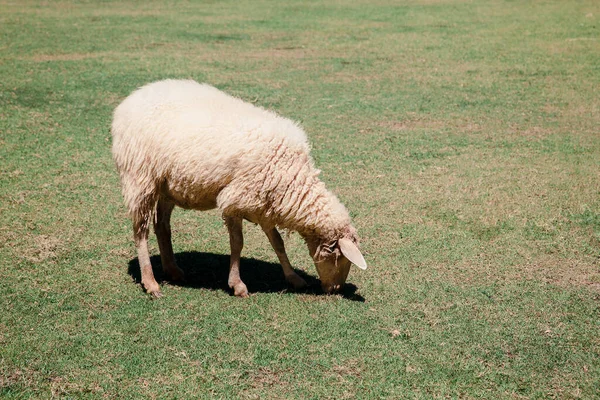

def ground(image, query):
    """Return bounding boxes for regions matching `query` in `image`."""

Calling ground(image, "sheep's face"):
[306,237,367,294]
[315,254,352,294]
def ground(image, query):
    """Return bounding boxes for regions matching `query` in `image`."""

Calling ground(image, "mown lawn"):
[1,0,599,398]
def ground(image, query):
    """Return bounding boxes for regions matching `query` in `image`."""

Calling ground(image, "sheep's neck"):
[267,166,351,239]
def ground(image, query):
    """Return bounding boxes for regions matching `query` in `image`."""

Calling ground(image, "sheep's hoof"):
[165,266,185,282]
[232,282,249,298]
[145,288,163,299]
[286,274,308,290]
[143,282,163,298]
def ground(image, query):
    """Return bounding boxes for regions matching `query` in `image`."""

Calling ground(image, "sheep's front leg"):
[262,226,307,290]
[224,216,249,298]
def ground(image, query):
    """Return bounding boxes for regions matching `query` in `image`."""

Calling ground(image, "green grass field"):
[1,0,599,398]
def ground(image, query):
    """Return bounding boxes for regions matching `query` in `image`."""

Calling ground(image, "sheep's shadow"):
[127,251,365,302]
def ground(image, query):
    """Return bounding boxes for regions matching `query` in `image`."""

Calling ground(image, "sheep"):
[111,79,367,298]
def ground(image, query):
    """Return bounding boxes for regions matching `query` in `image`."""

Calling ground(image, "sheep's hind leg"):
[262,226,307,290]
[154,198,184,282]
[134,212,162,298]
[224,216,249,298]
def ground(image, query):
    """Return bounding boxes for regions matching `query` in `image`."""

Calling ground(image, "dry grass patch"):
[28,52,115,62]
[22,234,63,263]
[376,117,484,133]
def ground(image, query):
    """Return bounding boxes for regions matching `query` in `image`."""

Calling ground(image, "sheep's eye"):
[325,242,337,253]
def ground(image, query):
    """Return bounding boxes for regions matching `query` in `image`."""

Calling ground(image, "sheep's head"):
[306,236,367,294]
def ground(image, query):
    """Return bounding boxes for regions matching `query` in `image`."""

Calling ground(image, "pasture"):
[1,0,599,398]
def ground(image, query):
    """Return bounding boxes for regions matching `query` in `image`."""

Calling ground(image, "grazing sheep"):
[111,79,367,298]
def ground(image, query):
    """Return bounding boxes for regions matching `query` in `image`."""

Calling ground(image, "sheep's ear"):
[338,238,367,270]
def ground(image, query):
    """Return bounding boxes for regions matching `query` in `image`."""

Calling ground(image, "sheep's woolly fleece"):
[111,79,358,242]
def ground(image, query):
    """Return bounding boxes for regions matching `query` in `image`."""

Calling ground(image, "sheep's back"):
[111,80,311,210]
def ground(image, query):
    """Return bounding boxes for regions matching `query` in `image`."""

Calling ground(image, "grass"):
[1,0,599,398]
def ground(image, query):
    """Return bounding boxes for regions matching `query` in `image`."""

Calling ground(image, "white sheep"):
[111,79,367,298]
